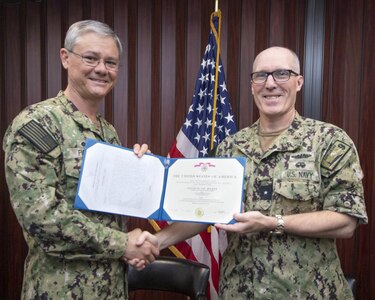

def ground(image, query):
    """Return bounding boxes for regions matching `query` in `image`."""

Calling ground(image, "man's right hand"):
[122,228,159,268]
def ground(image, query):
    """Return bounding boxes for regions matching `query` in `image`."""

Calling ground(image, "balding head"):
[253,47,300,74]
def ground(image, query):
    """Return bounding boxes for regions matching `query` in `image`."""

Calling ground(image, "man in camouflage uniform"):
[145,47,368,299]
[3,20,158,299]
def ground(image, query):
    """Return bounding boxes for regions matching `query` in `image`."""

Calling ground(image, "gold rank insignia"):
[321,140,351,171]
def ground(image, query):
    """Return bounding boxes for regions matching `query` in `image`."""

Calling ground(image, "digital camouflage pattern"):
[3,92,130,299]
[216,113,368,300]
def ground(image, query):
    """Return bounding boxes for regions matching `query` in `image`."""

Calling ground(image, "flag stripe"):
[175,130,199,157]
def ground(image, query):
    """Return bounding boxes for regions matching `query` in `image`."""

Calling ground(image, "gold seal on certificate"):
[195,208,204,218]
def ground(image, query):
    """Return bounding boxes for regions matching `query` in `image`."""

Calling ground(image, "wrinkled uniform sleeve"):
[3,114,128,261]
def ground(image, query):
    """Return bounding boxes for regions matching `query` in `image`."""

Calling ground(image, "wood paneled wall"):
[1,1,374,299]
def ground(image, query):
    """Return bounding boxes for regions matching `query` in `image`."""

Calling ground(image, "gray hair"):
[64,20,123,56]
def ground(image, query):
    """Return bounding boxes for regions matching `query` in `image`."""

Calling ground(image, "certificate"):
[74,139,245,224]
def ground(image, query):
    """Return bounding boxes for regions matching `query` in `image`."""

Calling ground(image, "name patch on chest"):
[283,152,318,181]
[283,170,316,180]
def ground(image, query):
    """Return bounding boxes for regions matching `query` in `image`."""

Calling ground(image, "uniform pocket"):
[274,178,320,201]
[274,178,321,213]
[62,148,83,204]
[63,147,83,179]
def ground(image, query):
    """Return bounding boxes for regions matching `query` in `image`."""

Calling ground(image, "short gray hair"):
[64,20,123,57]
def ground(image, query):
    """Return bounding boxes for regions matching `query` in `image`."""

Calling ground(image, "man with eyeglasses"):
[136,46,368,299]
[3,20,159,299]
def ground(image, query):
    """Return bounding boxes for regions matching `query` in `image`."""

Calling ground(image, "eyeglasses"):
[250,69,299,84]
[67,49,120,71]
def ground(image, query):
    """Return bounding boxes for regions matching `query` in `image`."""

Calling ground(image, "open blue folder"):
[74,139,245,224]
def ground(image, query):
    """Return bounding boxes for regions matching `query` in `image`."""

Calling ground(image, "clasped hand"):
[122,229,159,270]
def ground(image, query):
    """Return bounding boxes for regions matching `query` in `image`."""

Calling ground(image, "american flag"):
[151,10,236,299]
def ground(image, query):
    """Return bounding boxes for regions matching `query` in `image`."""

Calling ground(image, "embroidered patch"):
[19,120,58,153]
[321,140,351,171]
[259,184,273,201]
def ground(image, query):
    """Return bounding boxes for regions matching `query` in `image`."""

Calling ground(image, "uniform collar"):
[56,91,104,135]
[236,112,305,162]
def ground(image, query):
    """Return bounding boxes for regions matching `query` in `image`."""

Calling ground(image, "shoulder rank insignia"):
[321,140,351,171]
[19,120,58,153]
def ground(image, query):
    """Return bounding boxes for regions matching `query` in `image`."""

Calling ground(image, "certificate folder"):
[74,139,245,224]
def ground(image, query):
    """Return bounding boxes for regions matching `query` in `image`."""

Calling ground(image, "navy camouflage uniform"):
[3,91,130,299]
[215,113,368,299]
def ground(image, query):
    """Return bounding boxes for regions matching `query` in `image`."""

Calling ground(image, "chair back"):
[128,256,210,300]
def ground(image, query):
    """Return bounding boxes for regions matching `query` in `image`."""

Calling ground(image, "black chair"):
[128,256,210,300]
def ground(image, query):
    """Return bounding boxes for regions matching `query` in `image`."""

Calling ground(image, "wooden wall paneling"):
[199,0,212,55]
[66,0,83,25]
[136,0,152,144]
[45,0,63,99]
[302,0,325,120]
[0,2,6,293]
[356,0,375,296]
[252,0,270,122]
[254,0,270,59]
[185,0,203,122]
[3,4,24,119]
[284,0,305,113]
[238,0,256,130]
[2,4,28,299]
[269,0,285,46]
[0,4,6,297]
[225,0,241,127]
[327,0,361,133]
[216,0,228,75]
[160,0,176,156]
[336,0,363,142]
[25,0,42,106]
[89,0,105,22]
[173,0,186,139]
[322,0,333,123]
[150,0,162,153]
[0,2,4,221]
[126,0,138,146]
[113,0,129,145]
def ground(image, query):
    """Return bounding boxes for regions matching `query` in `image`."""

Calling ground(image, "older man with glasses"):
[3,20,158,299]
[136,46,368,299]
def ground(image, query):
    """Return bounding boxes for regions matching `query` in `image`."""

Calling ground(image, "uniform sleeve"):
[3,119,129,261]
[320,132,368,224]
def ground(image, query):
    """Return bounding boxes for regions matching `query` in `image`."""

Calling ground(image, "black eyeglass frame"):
[250,69,299,84]
[66,49,120,71]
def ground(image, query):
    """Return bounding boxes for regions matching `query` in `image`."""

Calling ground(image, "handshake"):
[121,228,160,270]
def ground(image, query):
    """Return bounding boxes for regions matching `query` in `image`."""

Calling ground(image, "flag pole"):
[210,8,222,151]
[215,0,219,12]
